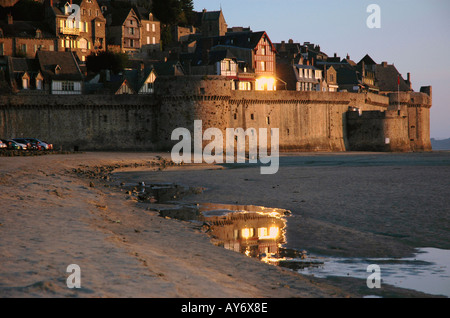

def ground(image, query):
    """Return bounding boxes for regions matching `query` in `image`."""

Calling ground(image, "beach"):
[0,151,449,298]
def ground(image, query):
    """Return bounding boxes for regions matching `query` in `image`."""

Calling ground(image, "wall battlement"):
[0,76,432,152]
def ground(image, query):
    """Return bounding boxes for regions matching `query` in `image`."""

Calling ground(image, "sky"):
[194,0,450,139]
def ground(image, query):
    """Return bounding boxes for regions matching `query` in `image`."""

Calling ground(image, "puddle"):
[296,247,450,297]
[120,181,450,297]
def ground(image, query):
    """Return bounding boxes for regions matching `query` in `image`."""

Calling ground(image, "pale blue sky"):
[194,0,450,139]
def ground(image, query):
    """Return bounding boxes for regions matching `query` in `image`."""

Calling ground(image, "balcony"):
[59,27,80,36]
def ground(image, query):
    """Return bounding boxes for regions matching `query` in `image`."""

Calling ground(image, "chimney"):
[334,53,337,58]
[288,39,293,44]
[7,13,13,25]
[407,72,411,90]
[381,61,388,67]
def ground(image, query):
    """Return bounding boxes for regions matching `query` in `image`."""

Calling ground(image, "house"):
[46,0,107,62]
[323,65,338,92]
[6,50,83,94]
[36,50,83,94]
[188,31,277,90]
[0,14,58,58]
[198,9,227,37]
[294,62,322,91]
[374,61,412,94]
[105,6,160,57]
[190,49,238,79]
[7,56,45,93]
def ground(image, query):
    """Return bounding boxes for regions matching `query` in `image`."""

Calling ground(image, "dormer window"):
[35,29,42,39]
[22,73,30,89]
[55,65,61,75]
[64,3,71,15]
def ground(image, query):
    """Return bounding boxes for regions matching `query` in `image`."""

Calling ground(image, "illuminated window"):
[241,228,254,239]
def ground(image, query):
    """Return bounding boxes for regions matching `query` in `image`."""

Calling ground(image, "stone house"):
[105,7,160,57]
[187,31,277,90]
[0,14,58,58]
[36,50,83,94]
[7,50,83,94]
[46,0,106,62]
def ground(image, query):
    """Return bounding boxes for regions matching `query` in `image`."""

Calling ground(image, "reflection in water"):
[157,202,324,269]
[124,181,449,297]
[197,203,289,261]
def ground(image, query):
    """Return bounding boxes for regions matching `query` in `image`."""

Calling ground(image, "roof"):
[375,63,411,92]
[0,20,55,38]
[190,31,276,66]
[336,66,360,85]
[202,10,222,21]
[107,7,138,26]
[36,51,83,81]
[358,54,377,66]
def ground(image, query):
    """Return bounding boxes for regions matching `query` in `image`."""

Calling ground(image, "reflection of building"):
[199,204,288,259]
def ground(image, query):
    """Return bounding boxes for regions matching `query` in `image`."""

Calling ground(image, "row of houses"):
[0,0,413,96]
[0,0,161,62]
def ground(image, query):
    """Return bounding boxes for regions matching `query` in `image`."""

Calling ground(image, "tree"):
[86,52,129,74]
[151,0,182,25]
[180,0,195,26]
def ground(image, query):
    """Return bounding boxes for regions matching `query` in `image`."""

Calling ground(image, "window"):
[251,114,254,120]
[147,36,150,44]
[62,81,74,91]
[22,77,29,89]
[21,44,27,54]
[152,24,155,32]
[129,27,134,35]
[36,78,43,90]
[129,39,134,47]
[0,43,4,55]
[266,116,270,125]
[260,61,266,71]
[146,24,149,31]
[261,46,266,55]
[152,37,156,44]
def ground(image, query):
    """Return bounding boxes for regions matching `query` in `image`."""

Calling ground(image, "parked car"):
[13,138,32,150]
[6,139,26,150]
[25,138,52,150]
[0,139,7,149]
[41,140,53,150]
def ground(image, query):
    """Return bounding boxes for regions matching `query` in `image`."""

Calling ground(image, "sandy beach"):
[0,151,449,298]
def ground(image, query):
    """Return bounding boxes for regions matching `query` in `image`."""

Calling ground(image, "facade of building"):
[47,0,106,62]
[0,15,58,58]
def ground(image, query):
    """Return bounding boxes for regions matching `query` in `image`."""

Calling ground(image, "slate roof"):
[0,20,54,38]
[375,63,411,92]
[36,51,83,81]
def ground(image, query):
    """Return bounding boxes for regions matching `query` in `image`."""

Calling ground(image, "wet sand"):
[0,151,448,298]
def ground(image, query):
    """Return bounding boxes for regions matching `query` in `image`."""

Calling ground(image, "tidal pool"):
[121,181,449,297]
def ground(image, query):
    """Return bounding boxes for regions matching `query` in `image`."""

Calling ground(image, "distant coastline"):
[431,138,450,150]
